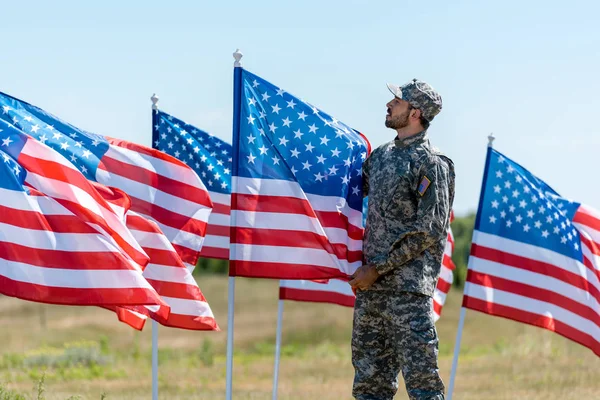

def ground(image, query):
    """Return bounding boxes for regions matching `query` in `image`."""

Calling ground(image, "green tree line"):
[194,212,477,288]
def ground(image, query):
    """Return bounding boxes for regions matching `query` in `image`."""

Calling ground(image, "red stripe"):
[573,209,600,232]
[0,276,163,306]
[148,312,219,331]
[198,246,229,260]
[107,137,191,169]
[172,243,203,266]
[462,295,600,357]
[212,202,231,215]
[316,210,364,241]
[0,242,136,270]
[229,260,349,280]
[0,205,98,233]
[126,214,159,232]
[234,193,316,216]
[145,279,207,301]
[432,299,442,316]
[442,254,456,271]
[279,287,355,307]
[471,244,600,305]
[435,278,452,294]
[233,227,362,263]
[130,196,208,237]
[98,155,212,208]
[206,223,230,237]
[466,269,600,329]
[142,248,184,268]
[109,306,146,331]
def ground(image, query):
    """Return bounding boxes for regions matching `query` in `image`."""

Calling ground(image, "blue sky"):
[1,0,598,215]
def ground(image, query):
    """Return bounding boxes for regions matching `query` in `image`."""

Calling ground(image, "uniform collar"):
[394,130,428,148]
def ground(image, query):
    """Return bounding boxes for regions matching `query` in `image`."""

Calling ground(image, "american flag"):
[0,91,213,269]
[230,68,371,279]
[0,123,168,310]
[152,110,231,260]
[463,147,600,357]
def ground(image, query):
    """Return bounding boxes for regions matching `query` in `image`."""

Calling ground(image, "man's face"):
[385,97,412,130]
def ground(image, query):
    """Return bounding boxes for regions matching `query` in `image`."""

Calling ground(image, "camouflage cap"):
[387,79,442,122]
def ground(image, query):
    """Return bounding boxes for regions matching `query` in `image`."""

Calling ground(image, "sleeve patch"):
[418,176,431,196]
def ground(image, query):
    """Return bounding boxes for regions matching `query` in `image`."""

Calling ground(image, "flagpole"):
[150,93,160,400]
[272,299,284,400]
[447,132,495,400]
[226,48,244,400]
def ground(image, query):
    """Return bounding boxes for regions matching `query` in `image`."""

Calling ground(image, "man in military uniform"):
[349,79,455,400]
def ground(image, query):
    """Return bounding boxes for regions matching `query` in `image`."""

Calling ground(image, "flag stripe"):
[463,283,600,356]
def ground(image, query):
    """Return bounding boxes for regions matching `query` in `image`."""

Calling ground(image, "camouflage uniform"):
[352,80,455,400]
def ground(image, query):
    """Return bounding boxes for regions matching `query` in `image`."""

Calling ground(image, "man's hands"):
[349,264,380,291]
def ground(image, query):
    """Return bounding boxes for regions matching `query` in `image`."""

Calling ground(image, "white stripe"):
[206,212,230,227]
[143,265,198,286]
[0,188,69,215]
[575,221,600,247]
[0,222,123,253]
[136,217,205,252]
[472,230,600,291]
[105,144,207,190]
[207,190,230,207]
[230,244,360,274]
[0,259,154,289]
[232,210,361,250]
[468,256,600,316]
[22,139,80,173]
[161,297,214,318]
[280,279,355,297]
[203,234,230,249]
[128,230,175,252]
[433,289,447,310]
[95,170,212,220]
[438,265,453,285]
[464,282,600,343]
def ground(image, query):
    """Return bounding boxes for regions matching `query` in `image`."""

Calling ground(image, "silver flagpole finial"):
[151,93,159,111]
[487,132,495,147]
[233,49,243,67]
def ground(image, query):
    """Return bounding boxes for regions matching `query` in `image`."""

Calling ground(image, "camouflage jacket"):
[362,130,455,296]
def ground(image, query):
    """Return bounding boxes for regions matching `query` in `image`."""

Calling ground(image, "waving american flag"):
[464,147,600,357]
[0,121,168,310]
[229,68,371,279]
[0,91,213,269]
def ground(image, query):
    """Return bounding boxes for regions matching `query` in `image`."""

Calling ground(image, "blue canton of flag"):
[153,110,232,194]
[237,70,369,211]
[476,148,582,260]
[0,91,108,182]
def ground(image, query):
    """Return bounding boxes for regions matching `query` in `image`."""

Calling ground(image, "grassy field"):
[0,275,599,399]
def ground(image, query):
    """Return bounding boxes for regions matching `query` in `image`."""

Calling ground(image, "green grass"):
[0,275,599,399]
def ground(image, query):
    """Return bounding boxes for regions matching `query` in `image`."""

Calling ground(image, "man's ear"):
[411,108,422,121]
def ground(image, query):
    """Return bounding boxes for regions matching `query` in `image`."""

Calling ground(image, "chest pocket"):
[371,156,415,212]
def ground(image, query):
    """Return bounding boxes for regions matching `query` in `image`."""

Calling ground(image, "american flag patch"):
[418,176,431,196]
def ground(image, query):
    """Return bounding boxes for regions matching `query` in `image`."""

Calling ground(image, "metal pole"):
[272,299,284,400]
[152,319,159,400]
[225,277,236,400]
[446,308,466,400]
